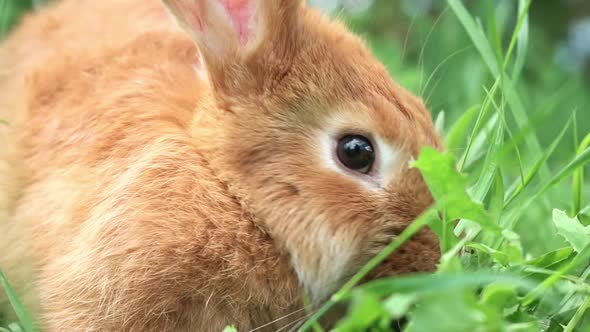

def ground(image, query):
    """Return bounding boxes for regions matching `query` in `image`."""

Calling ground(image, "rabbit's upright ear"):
[163,0,300,89]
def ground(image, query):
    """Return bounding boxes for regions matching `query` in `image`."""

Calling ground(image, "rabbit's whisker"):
[247,306,309,332]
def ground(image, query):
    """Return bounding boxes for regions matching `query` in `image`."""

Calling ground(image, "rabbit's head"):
[164,0,442,301]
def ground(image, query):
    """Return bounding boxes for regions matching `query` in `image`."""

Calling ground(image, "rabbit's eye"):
[337,135,375,174]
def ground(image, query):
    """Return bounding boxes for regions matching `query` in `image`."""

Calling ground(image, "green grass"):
[1,0,589,331]
[0,271,36,332]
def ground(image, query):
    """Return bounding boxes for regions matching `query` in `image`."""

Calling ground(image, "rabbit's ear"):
[163,0,300,85]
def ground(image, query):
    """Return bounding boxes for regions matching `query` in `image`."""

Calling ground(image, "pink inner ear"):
[220,0,254,44]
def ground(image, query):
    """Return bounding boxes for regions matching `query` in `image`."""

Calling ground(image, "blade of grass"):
[455,91,505,237]
[555,263,590,324]
[448,0,550,181]
[504,116,573,207]
[478,169,506,248]
[511,0,530,81]
[447,0,499,77]
[500,0,532,75]
[536,147,590,199]
[444,105,479,152]
[469,112,504,204]
[418,7,449,94]
[563,295,590,332]
[302,296,325,332]
[461,112,499,171]
[519,267,590,286]
[0,0,8,38]
[421,45,472,97]
[483,0,502,63]
[349,272,536,299]
[458,80,499,171]
[0,270,36,332]
[481,84,528,191]
[494,82,577,163]
[435,111,445,136]
[496,147,590,249]
[572,133,590,216]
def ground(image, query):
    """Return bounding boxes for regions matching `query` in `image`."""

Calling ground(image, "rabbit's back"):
[2,0,174,70]
[0,1,302,330]
[0,0,190,191]
[0,0,200,258]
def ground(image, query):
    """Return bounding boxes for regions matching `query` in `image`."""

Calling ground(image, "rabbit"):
[0,0,443,330]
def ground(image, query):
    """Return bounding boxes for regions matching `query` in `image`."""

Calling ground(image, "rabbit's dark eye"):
[337,135,375,174]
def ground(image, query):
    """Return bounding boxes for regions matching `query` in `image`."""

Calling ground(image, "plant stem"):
[563,295,590,332]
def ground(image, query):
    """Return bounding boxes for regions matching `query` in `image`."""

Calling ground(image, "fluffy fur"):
[0,0,442,330]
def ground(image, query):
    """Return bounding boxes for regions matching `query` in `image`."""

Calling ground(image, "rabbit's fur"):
[0,0,442,330]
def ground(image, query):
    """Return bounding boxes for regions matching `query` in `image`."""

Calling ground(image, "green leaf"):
[523,247,575,269]
[0,270,36,332]
[501,230,524,264]
[332,291,386,332]
[466,243,510,266]
[405,290,503,332]
[505,311,539,332]
[552,209,590,253]
[480,283,518,309]
[352,272,535,299]
[523,243,590,305]
[7,324,23,332]
[383,293,416,320]
[222,326,237,332]
[412,147,500,233]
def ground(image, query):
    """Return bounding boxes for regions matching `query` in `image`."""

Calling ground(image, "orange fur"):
[0,0,442,330]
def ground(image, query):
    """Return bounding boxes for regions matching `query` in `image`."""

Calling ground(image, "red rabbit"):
[0,0,441,330]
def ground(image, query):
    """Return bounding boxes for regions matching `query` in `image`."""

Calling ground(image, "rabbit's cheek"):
[286,219,365,303]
